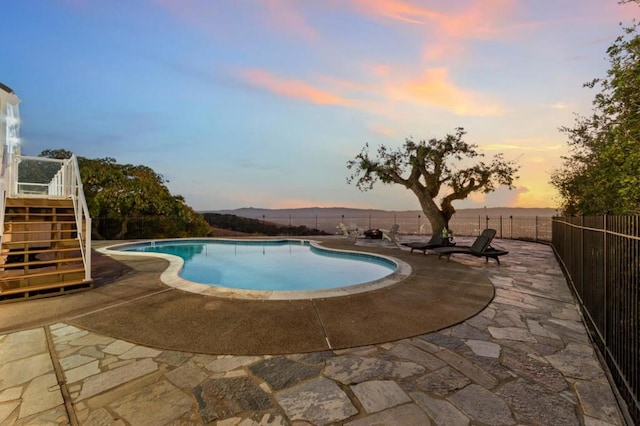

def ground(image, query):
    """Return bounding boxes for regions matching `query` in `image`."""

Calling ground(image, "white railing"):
[0,180,5,245]
[4,154,91,282]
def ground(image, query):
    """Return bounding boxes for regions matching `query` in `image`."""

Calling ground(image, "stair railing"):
[0,180,5,245]
[65,155,91,282]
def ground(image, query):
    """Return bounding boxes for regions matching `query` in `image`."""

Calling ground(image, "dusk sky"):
[2,1,638,211]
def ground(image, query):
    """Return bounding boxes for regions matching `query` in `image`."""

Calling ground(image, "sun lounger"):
[380,224,400,244]
[433,232,508,265]
[402,234,455,254]
[337,222,360,239]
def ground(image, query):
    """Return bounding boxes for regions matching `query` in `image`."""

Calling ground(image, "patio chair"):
[433,231,508,265]
[402,233,455,254]
[337,222,360,239]
[381,224,400,244]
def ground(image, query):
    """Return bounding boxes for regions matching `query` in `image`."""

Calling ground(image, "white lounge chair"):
[337,222,360,239]
[381,224,400,244]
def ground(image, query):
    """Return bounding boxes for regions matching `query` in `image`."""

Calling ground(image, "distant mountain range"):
[203,207,558,234]
[204,206,557,219]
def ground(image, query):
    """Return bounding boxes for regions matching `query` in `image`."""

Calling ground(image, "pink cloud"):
[238,64,505,117]
[346,0,531,39]
[438,0,519,39]
[397,68,504,116]
[152,0,318,41]
[238,69,351,106]
[371,64,392,78]
[349,0,443,24]
[263,0,319,41]
[369,123,396,137]
[343,0,540,63]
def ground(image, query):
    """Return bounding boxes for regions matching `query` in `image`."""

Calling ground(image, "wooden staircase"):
[0,197,93,302]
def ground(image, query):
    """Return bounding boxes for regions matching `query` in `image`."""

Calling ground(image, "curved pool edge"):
[98,238,412,300]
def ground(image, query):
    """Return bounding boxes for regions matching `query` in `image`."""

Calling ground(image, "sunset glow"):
[3,0,639,211]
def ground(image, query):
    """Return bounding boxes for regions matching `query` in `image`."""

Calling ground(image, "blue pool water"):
[116,239,397,291]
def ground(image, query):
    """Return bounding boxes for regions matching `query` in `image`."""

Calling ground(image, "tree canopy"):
[551,1,640,215]
[347,128,519,235]
[40,149,212,239]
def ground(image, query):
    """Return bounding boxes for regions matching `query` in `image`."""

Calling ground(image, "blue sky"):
[2,0,638,211]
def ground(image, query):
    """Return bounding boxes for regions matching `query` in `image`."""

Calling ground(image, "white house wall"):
[0,84,21,178]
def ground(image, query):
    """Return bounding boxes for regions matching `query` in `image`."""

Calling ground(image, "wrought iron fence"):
[552,216,639,424]
[231,214,552,241]
[95,216,205,240]
[97,214,553,241]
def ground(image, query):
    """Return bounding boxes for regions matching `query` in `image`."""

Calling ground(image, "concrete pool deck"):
[0,237,627,425]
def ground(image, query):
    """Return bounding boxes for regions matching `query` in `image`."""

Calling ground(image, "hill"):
[205,206,557,219]
[202,207,557,235]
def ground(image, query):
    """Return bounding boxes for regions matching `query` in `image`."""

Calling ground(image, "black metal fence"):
[94,216,205,240]
[552,216,639,424]
[225,214,553,241]
[95,214,553,241]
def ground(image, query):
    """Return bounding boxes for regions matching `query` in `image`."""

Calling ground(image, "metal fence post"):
[580,215,584,296]
[603,214,607,348]
[511,215,514,239]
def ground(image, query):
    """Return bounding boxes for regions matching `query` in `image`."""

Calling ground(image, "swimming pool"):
[103,239,411,299]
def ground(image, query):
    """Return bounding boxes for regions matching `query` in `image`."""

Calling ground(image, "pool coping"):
[98,238,412,300]
[3,237,496,355]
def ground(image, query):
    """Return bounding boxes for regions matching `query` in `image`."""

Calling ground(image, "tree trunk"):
[114,217,130,240]
[413,188,447,236]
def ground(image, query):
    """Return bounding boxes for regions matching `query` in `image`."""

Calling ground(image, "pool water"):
[119,240,397,291]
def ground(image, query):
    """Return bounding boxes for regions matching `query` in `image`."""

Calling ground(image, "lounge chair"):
[433,231,508,265]
[337,222,360,239]
[381,224,400,244]
[402,234,455,254]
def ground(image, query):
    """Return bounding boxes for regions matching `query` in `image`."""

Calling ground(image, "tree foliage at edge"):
[40,149,212,239]
[551,0,640,215]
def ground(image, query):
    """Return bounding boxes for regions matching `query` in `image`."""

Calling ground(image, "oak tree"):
[347,128,519,236]
[39,150,211,239]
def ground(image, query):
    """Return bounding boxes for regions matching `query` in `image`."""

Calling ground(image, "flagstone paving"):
[0,239,627,425]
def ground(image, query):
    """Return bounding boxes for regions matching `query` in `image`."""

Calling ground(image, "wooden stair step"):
[5,203,74,207]
[4,216,75,222]
[5,226,77,231]
[0,267,86,282]
[0,279,93,302]
[2,257,85,269]
[5,229,77,235]
[5,208,75,212]
[5,199,74,207]
[2,238,79,246]
[6,204,74,207]
[6,206,71,208]
[5,220,77,226]
[0,247,81,256]
[4,214,76,220]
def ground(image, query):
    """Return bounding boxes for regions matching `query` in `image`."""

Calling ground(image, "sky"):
[2,0,639,212]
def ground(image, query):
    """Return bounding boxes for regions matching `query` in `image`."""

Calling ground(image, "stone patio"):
[0,238,627,425]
